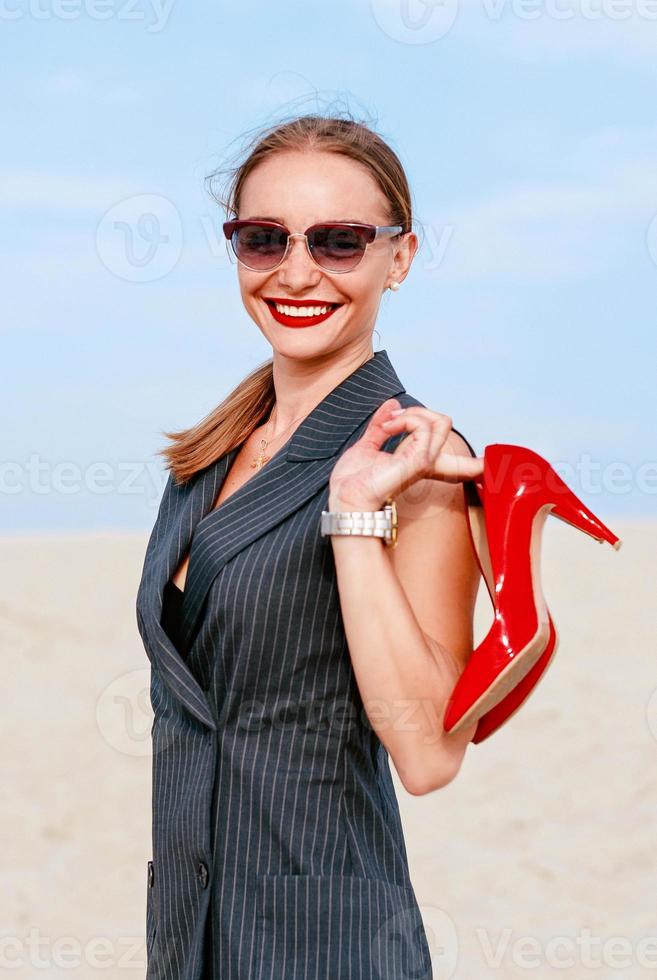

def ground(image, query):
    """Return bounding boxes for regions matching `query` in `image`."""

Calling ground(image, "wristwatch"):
[320,496,398,548]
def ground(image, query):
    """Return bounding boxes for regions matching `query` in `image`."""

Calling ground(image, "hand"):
[328,398,485,511]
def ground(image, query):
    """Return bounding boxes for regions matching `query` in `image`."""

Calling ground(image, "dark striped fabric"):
[136,349,477,980]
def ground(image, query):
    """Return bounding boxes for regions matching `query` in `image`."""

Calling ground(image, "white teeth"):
[273,302,335,317]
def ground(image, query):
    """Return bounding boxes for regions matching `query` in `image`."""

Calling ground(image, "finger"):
[360,398,405,450]
[381,412,440,482]
[432,452,485,483]
[381,408,451,455]
[382,412,484,483]
[428,414,453,466]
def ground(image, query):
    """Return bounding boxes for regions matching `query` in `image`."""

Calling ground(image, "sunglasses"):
[222,219,404,273]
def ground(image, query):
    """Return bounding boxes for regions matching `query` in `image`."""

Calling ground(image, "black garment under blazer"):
[135,349,477,980]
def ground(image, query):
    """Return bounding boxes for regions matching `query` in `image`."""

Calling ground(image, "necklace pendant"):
[251,438,270,471]
[251,453,270,471]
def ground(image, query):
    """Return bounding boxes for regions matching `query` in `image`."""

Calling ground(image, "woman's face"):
[233,150,417,359]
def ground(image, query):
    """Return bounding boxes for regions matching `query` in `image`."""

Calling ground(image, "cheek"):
[338,264,386,303]
[238,271,259,297]
[239,276,271,315]
[346,278,384,309]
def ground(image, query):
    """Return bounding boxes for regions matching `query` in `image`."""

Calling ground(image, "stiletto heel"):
[551,490,622,550]
[443,443,622,735]
[462,478,559,744]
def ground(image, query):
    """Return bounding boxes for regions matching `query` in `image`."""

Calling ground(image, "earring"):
[389,281,400,291]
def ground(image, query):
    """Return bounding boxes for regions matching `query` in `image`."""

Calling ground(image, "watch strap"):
[320,497,398,548]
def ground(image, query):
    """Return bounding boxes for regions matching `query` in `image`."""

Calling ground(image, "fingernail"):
[390,408,405,416]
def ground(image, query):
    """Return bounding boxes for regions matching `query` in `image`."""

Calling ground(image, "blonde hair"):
[158,109,413,484]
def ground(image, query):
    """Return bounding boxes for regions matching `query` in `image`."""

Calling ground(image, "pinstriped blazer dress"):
[135,349,477,980]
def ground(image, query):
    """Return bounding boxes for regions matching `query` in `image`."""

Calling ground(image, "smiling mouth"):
[264,298,342,316]
[263,297,344,328]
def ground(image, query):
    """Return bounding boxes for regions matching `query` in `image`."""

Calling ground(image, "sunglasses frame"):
[222,219,405,273]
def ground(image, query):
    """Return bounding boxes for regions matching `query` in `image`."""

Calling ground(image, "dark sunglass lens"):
[233,224,287,269]
[309,226,368,270]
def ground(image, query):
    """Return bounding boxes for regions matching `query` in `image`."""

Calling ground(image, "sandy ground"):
[2,517,654,979]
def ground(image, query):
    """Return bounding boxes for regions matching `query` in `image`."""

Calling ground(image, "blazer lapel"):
[177,349,407,655]
[177,452,336,656]
[138,348,407,730]
[137,452,238,730]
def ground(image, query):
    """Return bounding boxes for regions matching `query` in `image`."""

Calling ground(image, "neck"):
[268,345,375,437]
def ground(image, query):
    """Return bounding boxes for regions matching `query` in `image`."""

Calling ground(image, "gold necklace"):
[251,355,373,471]
[250,406,308,471]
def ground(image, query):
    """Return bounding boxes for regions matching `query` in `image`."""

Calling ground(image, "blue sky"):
[3,0,656,531]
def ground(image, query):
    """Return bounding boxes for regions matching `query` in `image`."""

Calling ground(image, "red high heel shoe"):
[462,477,559,744]
[443,444,622,735]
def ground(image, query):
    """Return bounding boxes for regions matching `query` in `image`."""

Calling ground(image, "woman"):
[136,113,484,980]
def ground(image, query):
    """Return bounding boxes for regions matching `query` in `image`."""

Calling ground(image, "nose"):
[277,234,322,287]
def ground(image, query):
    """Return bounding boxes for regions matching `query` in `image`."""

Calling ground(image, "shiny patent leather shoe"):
[443,444,622,735]
[462,478,559,744]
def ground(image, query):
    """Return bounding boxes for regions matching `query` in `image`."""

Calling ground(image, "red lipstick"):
[263,296,343,329]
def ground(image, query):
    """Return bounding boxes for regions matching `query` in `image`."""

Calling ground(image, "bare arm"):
[329,431,482,795]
